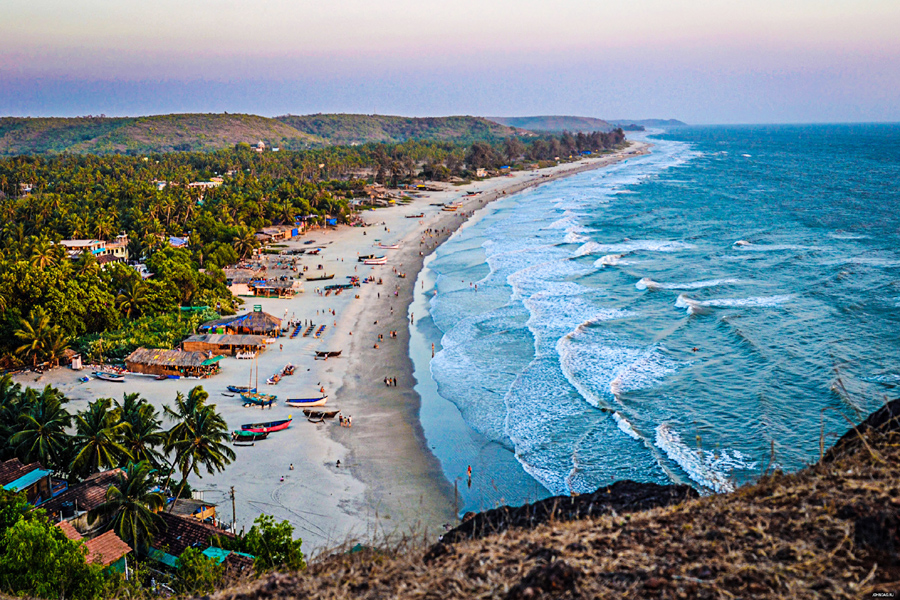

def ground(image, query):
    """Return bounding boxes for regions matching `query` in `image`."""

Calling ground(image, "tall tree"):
[89,461,165,554]
[70,398,131,479]
[14,306,54,367]
[9,386,72,470]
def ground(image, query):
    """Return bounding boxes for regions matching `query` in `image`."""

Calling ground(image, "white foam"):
[734,243,821,252]
[637,277,740,291]
[579,240,697,256]
[564,231,591,244]
[733,240,752,247]
[654,424,759,493]
[613,412,641,440]
[594,253,626,267]
[676,293,793,314]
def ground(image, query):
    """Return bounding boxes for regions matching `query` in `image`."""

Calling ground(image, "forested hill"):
[0,114,325,156]
[488,115,615,133]
[0,113,528,156]
[273,114,522,145]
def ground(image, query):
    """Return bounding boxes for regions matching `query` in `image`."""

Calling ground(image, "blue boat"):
[228,385,256,394]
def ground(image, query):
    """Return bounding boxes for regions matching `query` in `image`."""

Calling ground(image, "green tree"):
[116,279,147,319]
[14,306,54,367]
[89,461,165,554]
[117,393,167,469]
[232,228,257,259]
[0,518,107,600]
[9,386,72,470]
[217,514,306,574]
[70,398,131,479]
[164,387,235,508]
[174,547,223,595]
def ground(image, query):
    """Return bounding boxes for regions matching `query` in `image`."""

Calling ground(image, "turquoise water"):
[412,124,900,512]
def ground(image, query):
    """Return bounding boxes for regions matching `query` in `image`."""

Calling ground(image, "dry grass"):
[207,405,900,600]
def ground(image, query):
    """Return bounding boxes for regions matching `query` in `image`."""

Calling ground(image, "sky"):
[2,0,899,123]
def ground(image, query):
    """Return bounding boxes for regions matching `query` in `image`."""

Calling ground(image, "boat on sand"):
[241,417,292,433]
[285,396,328,408]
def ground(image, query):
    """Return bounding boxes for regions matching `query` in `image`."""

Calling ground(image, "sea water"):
[411,124,900,513]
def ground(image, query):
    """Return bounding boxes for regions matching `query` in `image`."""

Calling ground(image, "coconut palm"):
[43,327,71,368]
[232,228,257,259]
[164,386,234,509]
[70,398,132,479]
[29,236,62,270]
[9,386,72,470]
[14,306,54,367]
[117,394,167,469]
[116,279,147,319]
[0,375,23,459]
[90,461,165,554]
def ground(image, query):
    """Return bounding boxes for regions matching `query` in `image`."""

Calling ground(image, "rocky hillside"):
[208,399,900,599]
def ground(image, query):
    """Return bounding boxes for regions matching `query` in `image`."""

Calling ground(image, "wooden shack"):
[125,348,222,378]
[199,307,282,336]
[249,280,299,298]
[182,334,266,356]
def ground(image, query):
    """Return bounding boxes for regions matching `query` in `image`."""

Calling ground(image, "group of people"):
[338,413,352,427]
[383,377,398,387]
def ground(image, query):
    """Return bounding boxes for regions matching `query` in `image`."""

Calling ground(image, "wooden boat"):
[442,204,460,212]
[94,372,125,383]
[285,396,328,408]
[306,273,334,281]
[228,385,256,393]
[314,350,342,359]
[240,391,277,405]
[267,374,281,385]
[406,213,424,218]
[282,364,295,376]
[378,243,400,249]
[232,430,268,442]
[302,409,340,419]
[358,254,375,262]
[221,393,235,397]
[241,416,292,433]
[364,257,387,265]
[155,374,168,380]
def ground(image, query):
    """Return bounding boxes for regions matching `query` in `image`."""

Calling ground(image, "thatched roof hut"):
[125,348,222,378]
[199,309,282,336]
[182,334,266,356]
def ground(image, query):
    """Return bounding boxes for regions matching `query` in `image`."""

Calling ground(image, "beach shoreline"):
[10,141,649,554]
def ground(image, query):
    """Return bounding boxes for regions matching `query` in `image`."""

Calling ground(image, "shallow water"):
[414,124,900,510]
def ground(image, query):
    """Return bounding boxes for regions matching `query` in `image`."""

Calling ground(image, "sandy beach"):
[12,141,648,554]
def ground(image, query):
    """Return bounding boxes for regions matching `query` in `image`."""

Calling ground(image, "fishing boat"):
[227,385,256,394]
[232,430,268,442]
[306,273,334,281]
[302,409,340,419]
[282,364,295,376]
[357,254,375,262]
[240,391,277,406]
[442,204,460,212]
[285,396,328,408]
[406,213,424,218]
[241,416,292,433]
[267,373,281,385]
[378,243,400,249]
[364,257,387,265]
[94,372,125,383]
[155,374,168,380]
[314,350,342,359]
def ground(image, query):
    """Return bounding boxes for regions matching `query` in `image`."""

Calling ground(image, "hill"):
[0,113,324,156]
[609,118,688,128]
[274,114,521,145]
[207,399,900,599]
[488,115,614,133]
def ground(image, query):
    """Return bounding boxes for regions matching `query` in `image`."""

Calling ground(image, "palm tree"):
[117,394,167,469]
[29,237,62,270]
[70,398,132,479]
[44,328,71,368]
[9,386,72,470]
[14,306,53,367]
[0,375,23,460]
[232,228,257,259]
[164,387,234,509]
[117,279,146,319]
[90,461,165,555]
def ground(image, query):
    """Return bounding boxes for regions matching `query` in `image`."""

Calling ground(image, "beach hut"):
[249,279,299,298]
[181,334,266,356]
[199,307,282,336]
[125,348,223,378]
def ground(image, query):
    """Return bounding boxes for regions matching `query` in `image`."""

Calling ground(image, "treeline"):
[0,130,626,366]
[0,379,306,598]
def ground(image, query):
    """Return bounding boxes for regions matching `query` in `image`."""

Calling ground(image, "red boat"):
[241,416,292,433]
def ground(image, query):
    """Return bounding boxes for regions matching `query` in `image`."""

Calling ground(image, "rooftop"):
[42,469,121,514]
[126,347,222,368]
[153,511,234,557]
[0,459,42,486]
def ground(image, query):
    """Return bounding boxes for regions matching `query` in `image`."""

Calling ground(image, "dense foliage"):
[0,129,625,366]
[215,514,306,575]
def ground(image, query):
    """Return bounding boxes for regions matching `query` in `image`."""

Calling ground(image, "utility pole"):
[230,486,236,533]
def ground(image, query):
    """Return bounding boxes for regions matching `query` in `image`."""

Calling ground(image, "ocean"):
[410,124,900,513]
